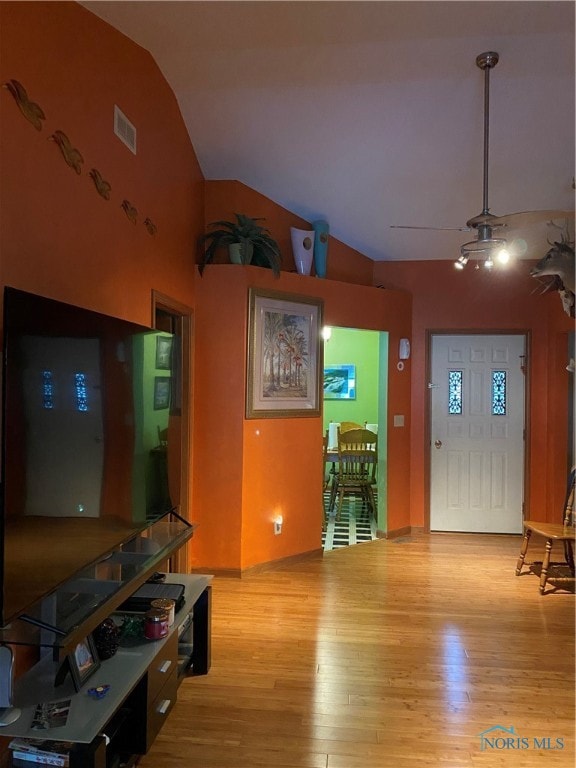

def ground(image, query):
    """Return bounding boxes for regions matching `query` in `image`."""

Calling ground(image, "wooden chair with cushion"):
[515,467,575,594]
[334,428,378,521]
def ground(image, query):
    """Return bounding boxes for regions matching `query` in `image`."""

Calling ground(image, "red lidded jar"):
[151,598,175,627]
[144,608,169,640]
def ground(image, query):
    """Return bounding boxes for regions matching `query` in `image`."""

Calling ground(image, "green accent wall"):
[323,327,380,430]
[132,332,171,521]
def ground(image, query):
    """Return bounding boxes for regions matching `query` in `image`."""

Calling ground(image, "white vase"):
[290,227,315,276]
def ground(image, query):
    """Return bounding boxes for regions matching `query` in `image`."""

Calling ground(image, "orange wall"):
[192,265,412,570]
[0,1,203,323]
[374,259,573,526]
[0,0,204,525]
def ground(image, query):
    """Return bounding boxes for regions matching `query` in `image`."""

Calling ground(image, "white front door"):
[430,334,525,534]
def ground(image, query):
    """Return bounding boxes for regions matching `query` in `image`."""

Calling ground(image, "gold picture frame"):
[246,288,323,418]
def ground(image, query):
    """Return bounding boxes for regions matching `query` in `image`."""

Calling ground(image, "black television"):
[0,287,181,632]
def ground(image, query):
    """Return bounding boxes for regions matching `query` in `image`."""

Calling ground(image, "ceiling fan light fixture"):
[460,235,507,258]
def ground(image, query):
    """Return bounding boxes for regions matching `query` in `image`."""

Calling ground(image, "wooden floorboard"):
[139,532,575,767]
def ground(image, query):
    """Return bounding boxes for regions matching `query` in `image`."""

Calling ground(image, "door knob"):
[434,440,442,449]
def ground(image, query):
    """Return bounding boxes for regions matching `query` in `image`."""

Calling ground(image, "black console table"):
[4,574,212,768]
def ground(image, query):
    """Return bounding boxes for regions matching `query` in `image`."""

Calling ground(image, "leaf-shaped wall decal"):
[144,217,157,236]
[121,199,138,224]
[89,168,112,200]
[2,79,46,130]
[49,130,84,174]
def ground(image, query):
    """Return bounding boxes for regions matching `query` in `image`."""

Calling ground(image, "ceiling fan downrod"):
[477,51,499,220]
[458,51,508,269]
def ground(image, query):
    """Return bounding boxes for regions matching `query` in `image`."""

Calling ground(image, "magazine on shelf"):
[11,750,69,766]
[9,737,72,766]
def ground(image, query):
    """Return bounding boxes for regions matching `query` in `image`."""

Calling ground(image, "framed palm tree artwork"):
[246,288,323,418]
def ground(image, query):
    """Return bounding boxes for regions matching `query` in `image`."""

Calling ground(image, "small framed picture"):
[155,335,173,370]
[323,364,356,400]
[154,376,171,410]
[69,635,100,692]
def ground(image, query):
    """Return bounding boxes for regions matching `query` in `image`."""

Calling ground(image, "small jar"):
[151,598,175,627]
[144,608,169,640]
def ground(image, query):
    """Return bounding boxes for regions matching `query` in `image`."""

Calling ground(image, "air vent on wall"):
[114,105,137,154]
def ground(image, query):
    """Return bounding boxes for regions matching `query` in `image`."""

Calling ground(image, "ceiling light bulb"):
[496,248,510,264]
[454,260,465,270]
[484,257,493,269]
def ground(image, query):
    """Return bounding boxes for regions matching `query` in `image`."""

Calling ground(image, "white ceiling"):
[81,1,575,262]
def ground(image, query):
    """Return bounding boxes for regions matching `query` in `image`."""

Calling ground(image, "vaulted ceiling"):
[81,1,575,262]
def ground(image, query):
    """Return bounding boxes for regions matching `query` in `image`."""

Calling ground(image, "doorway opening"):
[152,291,193,571]
[322,326,388,549]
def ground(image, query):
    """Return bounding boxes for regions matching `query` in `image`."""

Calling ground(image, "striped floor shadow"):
[322,491,378,552]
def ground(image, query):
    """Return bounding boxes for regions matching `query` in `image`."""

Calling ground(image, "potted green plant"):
[199,213,282,277]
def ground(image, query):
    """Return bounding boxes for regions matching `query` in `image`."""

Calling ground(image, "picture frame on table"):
[68,634,100,692]
[246,288,323,418]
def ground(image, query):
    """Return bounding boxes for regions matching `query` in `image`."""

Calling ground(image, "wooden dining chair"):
[323,430,331,492]
[334,428,378,521]
[339,421,363,434]
[322,430,339,523]
[515,467,576,594]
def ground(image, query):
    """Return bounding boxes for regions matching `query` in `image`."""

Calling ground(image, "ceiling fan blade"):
[390,225,470,231]
[491,209,574,228]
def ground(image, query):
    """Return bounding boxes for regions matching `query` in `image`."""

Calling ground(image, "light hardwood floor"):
[141,533,575,767]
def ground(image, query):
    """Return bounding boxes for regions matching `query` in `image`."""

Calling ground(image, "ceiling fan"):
[391,51,573,269]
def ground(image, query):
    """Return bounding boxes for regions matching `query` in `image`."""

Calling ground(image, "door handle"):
[434,440,442,449]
